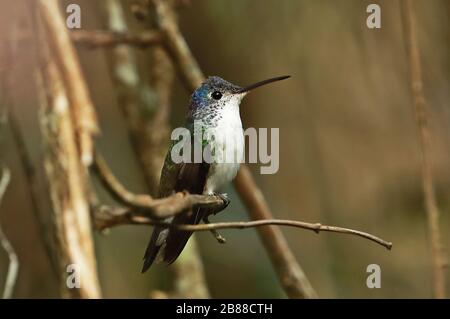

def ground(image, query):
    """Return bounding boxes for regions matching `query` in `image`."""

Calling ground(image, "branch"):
[102,0,172,194]
[37,33,101,298]
[93,205,392,250]
[151,0,203,91]
[93,152,225,218]
[400,0,447,299]
[70,30,163,48]
[38,0,99,166]
[92,152,392,268]
[0,167,19,299]
[93,157,391,247]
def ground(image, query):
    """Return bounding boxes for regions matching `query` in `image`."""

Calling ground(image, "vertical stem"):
[38,43,102,299]
[104,0,171,195]
[38,0,98,166]
[152,0,203,91]
[35,0,102,298]
[400,0,447,298]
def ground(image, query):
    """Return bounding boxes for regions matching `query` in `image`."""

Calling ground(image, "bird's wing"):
[142,136,210,271]
[162,160,210,264]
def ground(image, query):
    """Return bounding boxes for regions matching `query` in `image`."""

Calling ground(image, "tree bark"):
[38,53,101,299]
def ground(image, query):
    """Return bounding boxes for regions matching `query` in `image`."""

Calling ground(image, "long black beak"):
[237,75,290,93]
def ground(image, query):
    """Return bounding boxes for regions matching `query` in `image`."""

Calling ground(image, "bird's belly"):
[204,162,241,194]
[204,126,243,194]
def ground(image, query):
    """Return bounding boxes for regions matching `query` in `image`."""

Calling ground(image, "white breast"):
[204,99,244,194]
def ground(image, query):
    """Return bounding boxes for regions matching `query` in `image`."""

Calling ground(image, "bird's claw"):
[215,192,230,212]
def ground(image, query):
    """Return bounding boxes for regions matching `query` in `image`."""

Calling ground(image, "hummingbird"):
[141,75,290,272]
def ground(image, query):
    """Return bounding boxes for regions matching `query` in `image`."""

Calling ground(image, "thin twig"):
[400,0,447,299]
[0,167,19,299]
[70,30,163,48]
[93,205,392,250]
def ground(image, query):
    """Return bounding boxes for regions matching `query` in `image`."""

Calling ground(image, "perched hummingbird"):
[141,75,290,272]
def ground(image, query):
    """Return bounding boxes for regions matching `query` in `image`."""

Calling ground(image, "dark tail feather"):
[141,226,163,273]
[141,208,204,271]
[163,207,203,264]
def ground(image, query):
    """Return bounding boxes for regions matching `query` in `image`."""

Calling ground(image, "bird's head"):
[188,75,290,118]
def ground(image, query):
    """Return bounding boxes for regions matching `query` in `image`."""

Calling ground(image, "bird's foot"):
[203,216,226,244]
[214,192,230,213]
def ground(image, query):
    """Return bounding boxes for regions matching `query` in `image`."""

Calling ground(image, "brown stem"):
[400,0,447,299]
[93,204,392,250]
[38,0,99,166]
[151,0,204,91]
[37,34,101,298]
[93,151,225,218]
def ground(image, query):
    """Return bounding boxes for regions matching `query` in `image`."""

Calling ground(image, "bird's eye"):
[211,91,222,100]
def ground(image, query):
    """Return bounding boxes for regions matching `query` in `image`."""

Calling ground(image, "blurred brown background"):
[0,0,449,298]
